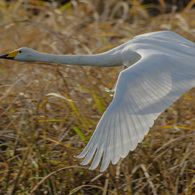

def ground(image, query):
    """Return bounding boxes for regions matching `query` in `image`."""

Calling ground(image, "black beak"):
[0,54,14,60]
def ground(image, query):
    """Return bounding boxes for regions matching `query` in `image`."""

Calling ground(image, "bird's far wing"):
[77,53,195,172]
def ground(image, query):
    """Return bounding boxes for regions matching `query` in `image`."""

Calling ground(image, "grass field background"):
[0,0,195,194]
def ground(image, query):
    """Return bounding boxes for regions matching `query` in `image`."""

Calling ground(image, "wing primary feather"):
[112,112,123,164]
[80,146,97,165]
[120,104,135,154]
[81,117,110,166]
[111,109,119,164]
[118,106,131,157]
[89,112,113,170]
[117,112,124,157]
[78,114,106,161]
[124,104,145,148]
[98,115,114,171]
[77,130,98,159]
[88,147,103,170]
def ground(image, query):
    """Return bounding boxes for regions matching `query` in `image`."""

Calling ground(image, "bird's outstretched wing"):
[77,36,195,172]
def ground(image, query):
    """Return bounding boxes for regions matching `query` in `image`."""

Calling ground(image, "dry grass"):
[0,0,195,194]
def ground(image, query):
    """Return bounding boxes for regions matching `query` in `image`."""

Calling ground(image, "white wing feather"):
[77,31,195,172]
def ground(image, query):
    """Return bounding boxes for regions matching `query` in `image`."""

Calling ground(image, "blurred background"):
[0,0,194,194]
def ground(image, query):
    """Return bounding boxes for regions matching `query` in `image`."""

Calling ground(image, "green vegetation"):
[0,0,194,194]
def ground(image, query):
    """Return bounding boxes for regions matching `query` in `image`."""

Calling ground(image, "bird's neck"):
[31,45,141,67]
[35,51,122,67]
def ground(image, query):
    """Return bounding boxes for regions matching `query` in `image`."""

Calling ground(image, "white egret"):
[1,31,195,172]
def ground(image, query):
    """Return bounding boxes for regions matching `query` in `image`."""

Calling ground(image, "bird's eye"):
[19,50,22,53]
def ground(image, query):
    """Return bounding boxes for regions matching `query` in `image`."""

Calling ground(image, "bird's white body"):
[1,31,195,171]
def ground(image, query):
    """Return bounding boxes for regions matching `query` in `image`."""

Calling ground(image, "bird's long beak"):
[0,50,19,60]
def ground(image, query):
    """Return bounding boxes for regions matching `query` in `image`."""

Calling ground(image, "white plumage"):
[1,31,195,172]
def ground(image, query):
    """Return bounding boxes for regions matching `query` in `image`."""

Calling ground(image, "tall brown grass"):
[0,0,194,194]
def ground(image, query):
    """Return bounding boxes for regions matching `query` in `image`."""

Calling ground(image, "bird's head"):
[0,47,38,62]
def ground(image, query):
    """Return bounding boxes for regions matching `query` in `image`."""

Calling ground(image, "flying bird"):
[1,31,195,172]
